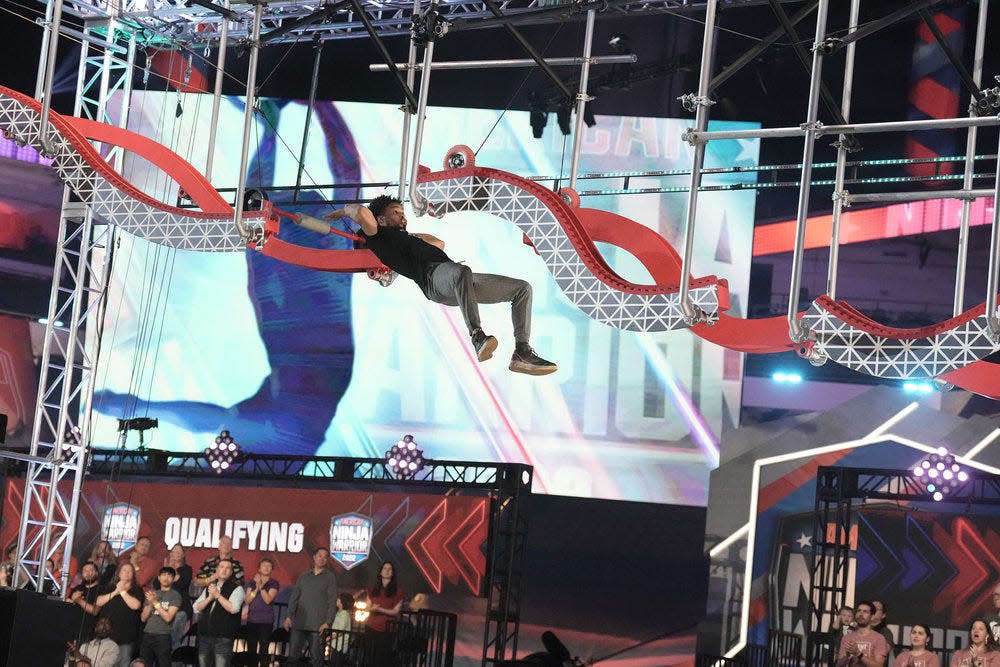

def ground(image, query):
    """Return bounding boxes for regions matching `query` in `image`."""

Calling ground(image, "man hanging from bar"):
[298,195,557,375]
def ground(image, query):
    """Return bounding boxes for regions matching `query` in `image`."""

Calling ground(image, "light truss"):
[46,0,807,46]
[82,448,533,487]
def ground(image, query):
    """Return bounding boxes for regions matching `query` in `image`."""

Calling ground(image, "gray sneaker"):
[509,345,557,375]
[471,329,498,362]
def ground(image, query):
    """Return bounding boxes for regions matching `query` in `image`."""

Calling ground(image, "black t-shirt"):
[171,563,194,617]
[71,582,102,642]
[360,226,451,290]
[98,583,144,644]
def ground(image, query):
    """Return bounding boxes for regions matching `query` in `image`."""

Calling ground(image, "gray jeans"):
[422,262,532,343]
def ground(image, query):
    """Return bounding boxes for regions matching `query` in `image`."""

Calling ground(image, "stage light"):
[353,595,370,624]
[528,92,548,139]
[62,426,84,461]
[556,103,572,136]
[205,430,242,473]
[903,381,934,394]
[384,434,426,480]
[912,448,966,501]
[772,371,802,384]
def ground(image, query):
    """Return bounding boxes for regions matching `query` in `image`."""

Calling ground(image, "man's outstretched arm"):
[325,204,378,236]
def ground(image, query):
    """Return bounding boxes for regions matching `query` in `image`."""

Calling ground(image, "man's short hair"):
[839,605,853,613]
[369,195,402,219]
[873,599,887,615]
[75,659,93,667]
[855,601,875,614]
[159,566,177,577]
[314,547,329,556]
[260,557,274,567]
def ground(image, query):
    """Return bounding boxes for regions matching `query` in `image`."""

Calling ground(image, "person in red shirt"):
[120,537,157,589]
[366,561,405,667]
[893,623,939,667]
[951,619,1000,667]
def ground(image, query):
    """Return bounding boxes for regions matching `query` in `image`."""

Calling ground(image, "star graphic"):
[796,532,813,549]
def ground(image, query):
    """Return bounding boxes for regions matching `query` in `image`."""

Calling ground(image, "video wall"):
[87,92,761,505]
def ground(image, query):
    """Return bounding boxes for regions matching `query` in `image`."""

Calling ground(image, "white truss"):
[801,301,1000,380]
[417,174,721,332]
[49,0,788,45]
[0,89,248,252]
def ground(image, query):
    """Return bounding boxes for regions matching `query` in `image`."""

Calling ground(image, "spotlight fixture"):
[62,426,84,461]
[528,92,548,139]
[205,430,242,473]
[353,594,370,624]
[556,103,572,136]
[911,447,967,502]
[385,434,426,480]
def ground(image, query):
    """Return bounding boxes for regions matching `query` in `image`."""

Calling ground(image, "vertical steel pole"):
[397,0,421,201]
[567,9,596,192]
[38,0,66,154]
[787,0,831,341]
[205,1,230,183]
[678,0,718,322]
[954,0,989,316]
[232,2,263,239]
[985,130,1000,336]
[407,1,440,215]
[825,0,860,300]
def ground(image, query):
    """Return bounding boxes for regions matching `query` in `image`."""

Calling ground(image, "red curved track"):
[4,92,996,397]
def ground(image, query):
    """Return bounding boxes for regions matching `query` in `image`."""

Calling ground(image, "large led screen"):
[89,92,760,505]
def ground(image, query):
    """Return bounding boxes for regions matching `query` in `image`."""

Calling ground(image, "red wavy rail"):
[4,88,996,397]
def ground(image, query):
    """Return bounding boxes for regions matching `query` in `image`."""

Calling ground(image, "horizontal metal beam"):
[369,54,636,71]
[72,448,533,490]
[817,466,1000,506]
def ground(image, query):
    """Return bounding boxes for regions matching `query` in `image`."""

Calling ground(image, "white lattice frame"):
[417,172,722,332]
[802,301,1000,380]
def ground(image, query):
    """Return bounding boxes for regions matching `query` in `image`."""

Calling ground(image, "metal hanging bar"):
[825,0,860,301]
[370,55,635,71]
[398,0,420,201]
[568,9,596,192]
[677,0,718,323]
[204,3,229,183]
[232,1,263,241]
[845,189,993,205]
[954,0,990,317]
[786,0,831,342]
[38,0,66,155]
[294,39,324,201]
[985,132,1000,337]
[407,0,441,215]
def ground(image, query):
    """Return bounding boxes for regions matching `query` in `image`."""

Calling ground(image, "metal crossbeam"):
[47,0,808,46]
[82,448,532,488]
